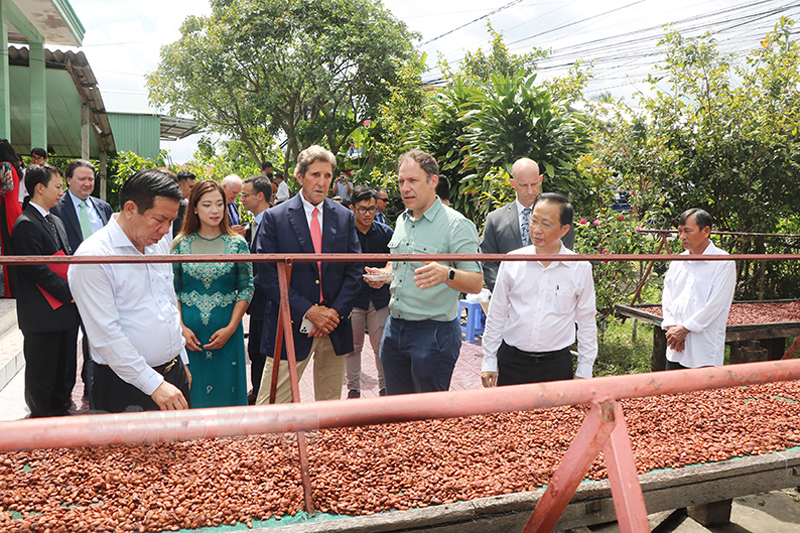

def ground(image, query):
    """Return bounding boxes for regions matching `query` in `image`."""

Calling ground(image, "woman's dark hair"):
[175,179,234,240]
[119,168,182,214]
[0,139,21,177]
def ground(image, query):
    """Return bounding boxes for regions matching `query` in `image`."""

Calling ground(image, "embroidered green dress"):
[172,233,254,407]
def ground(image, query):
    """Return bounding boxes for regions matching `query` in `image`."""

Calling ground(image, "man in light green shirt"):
[366,150,482,394]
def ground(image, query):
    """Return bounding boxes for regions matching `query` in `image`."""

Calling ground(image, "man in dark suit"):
[241,175,273,404]
[222,174,246,236]
[11,164,79,417]
[51,160,113,253]
[480,158,575,291]
[50,159,113,406]
[254,145,362,404]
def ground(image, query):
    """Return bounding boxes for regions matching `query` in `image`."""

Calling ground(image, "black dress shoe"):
[247,390,257,405]
[347,389,361,399]
[379,388,387,397]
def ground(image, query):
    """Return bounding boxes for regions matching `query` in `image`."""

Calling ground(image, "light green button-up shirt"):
[388,198,482,322]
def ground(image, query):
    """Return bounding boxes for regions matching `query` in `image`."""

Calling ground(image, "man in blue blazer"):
[51,160,113,253]
[254,145,362,404]
[50,159,113,406]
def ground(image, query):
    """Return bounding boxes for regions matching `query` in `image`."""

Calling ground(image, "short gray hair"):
[221,174,242,188]
[296,145,336,178]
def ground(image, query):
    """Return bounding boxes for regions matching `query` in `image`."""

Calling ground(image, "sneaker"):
[347,389,361,399]
[379,388,387,397]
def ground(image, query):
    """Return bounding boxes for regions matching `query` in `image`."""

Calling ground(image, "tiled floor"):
[0,322,487,420]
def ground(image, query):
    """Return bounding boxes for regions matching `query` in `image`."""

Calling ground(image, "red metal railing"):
[2,251,800,533]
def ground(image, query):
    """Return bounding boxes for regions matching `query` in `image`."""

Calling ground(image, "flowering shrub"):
[574,209,662,321]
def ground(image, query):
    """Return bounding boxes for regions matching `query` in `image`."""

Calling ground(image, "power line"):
[417,0,524,47]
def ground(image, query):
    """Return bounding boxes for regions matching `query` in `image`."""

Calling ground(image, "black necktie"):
[45,214,64,251]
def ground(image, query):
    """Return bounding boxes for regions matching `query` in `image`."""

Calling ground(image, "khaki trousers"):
[255,336,344,404]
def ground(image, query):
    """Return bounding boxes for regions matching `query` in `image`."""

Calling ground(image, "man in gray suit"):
[480,158,574,291]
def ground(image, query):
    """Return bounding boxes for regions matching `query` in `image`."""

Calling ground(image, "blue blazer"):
[254,194,363,361]
[51,193,113,254]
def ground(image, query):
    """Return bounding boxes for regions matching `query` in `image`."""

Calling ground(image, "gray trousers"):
[345,302,389,391]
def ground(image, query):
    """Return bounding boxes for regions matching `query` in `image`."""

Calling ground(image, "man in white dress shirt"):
[273,172,291,204]
[68,169,191,412]
[481,193,597,387]
[661,208,736,369]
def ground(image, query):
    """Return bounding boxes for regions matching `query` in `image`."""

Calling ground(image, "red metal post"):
[268,260,293,404]
[275,260,315,514]
[603,402,649,533]
[522,401,617,533]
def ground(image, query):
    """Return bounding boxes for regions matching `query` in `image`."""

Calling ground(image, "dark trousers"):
[65,325,94,405]
[248,317,266,395]
[497,341,573,386]
[665,360,693,371]
[23,327,79,418]
[380,316,461,395]
[92,358,190,413]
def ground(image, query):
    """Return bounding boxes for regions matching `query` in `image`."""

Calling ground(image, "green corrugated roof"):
[103,91,161,116]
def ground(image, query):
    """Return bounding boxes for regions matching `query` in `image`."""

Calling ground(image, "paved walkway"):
[0,320,486,420]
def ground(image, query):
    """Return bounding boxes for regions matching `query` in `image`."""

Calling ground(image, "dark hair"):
[119,168,183,214]
[331,196,350,208]
[244,175,273,203]
[351,185,377,205]
[678,208,713,231]
[435,175,451,201]
[25,164,58,196]
[65,159,95,180]
[175,179,234,240]
[398,150,438,181]
[274,171,285,181]
[0,139,20,176]
[260,161,273,172]
[30,147,47,159]
[176,170,196,183]
[533,192,573,226]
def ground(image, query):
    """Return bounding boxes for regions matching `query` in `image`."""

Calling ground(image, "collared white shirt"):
[482,243,598,378]
[275,181,290,203]
[298,193,324,228]
[68,190,105,233]
[29,200,48,218]
[661,241,736,368]
[68,216,187,396]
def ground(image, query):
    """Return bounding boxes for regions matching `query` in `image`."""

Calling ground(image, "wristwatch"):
[447,268,456,281]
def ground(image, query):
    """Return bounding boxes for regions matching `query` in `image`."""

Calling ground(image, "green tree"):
[596,18,800,299]
[147,0,418,172]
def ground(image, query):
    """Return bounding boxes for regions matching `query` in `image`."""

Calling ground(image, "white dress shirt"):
[275,181,290,204]
[661,241,736,368]
[482,243,598,378]
[68,216,187,396]
[68,190,105,233]
[299,193,324,227]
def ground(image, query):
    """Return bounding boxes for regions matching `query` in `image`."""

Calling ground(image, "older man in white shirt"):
[481,193,597,387]
[661,208,736,369]
[68,169,191,412]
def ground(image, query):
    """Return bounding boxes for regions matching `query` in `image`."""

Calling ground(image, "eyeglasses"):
[377,197,389,202]
[356,206,377,214]
[240,192,254,199]
[530,220,558,230]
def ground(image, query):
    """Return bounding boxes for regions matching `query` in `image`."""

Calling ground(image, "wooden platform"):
[259,449,800,532]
